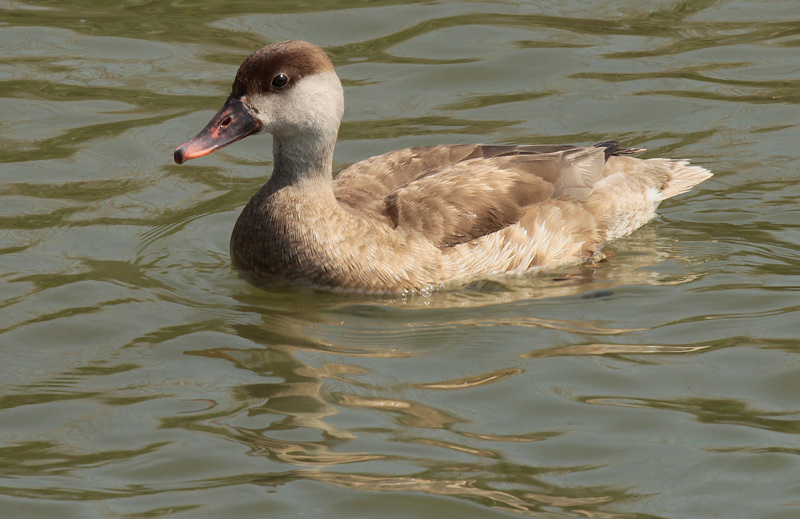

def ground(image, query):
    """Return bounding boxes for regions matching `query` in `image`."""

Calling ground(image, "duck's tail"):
[657,159,714,200]
[584,157,712,242]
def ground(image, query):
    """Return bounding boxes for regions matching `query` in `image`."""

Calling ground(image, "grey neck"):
[267,130,337,192]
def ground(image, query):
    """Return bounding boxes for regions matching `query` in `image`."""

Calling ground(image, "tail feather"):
[584,156,713,243]
[657,159,713,200]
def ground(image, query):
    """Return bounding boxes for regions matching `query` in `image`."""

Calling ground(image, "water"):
[2,1,800,517]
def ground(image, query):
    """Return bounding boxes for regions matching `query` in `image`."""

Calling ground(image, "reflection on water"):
[170,322,636,517]
[2,0,800,518]
[522,343,712,358]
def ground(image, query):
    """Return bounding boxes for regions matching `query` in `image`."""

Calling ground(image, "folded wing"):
[334,143,620,248]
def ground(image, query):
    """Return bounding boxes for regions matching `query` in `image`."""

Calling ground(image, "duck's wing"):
[334,143,627,248]
[336,144,582,209]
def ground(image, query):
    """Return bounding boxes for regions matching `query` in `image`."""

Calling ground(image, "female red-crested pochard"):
[174,40,712,294]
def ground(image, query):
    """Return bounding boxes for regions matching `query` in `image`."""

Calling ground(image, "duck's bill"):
[174,96,261,164]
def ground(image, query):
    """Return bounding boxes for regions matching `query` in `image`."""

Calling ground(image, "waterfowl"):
[174,40,712,294]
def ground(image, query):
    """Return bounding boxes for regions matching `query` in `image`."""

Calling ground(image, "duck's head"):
[174,40,343,164]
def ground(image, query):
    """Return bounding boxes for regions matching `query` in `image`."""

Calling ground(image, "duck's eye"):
[271,74,289,89]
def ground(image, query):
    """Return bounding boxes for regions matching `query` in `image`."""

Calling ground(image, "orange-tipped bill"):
[174,96,261,164]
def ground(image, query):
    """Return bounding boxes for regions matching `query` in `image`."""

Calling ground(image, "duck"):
[174,40,712,294]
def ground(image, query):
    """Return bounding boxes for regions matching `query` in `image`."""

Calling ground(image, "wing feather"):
[333,143,619,247]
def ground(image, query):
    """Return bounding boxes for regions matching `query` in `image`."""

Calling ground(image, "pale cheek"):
[249,71,344,134]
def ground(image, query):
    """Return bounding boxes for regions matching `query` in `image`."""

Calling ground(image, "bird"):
[174,40,712,294]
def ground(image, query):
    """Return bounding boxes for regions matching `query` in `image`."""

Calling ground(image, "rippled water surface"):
[2,1,800,517]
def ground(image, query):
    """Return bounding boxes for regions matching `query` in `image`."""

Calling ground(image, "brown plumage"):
[174,40,713,294]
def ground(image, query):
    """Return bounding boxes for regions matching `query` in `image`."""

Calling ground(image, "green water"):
[2,1,799,517]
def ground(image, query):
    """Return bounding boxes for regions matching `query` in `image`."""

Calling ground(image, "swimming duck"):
[174,40,712,294]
